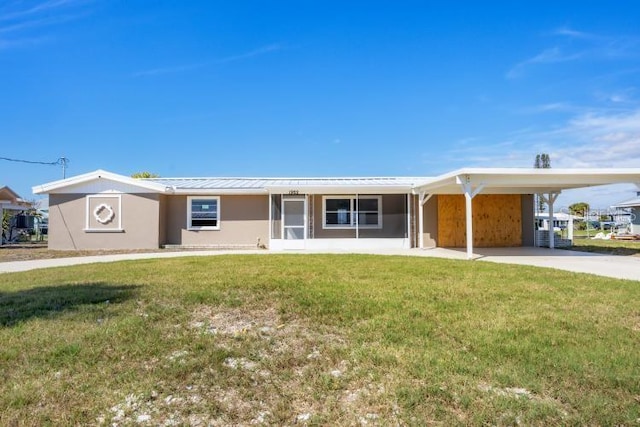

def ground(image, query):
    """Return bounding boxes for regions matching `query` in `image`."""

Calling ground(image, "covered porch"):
[264,178,417,250]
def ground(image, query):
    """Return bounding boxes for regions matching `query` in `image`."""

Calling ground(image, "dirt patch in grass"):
[95,304,399,426]
[0,244,215,262]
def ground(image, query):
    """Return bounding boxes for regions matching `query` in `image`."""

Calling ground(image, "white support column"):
[406,193,411,244]
[418,193,424,249]
[355,193,359,239]
[418,192,433,249]
[547,192,559,249]
[460,176,485,260]
[539,192,560,249]
[464,188,473,259]
[568,214,574,241]
[268,193,272,244]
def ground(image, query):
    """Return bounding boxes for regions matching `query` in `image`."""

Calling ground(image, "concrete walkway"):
[0,247,639,281]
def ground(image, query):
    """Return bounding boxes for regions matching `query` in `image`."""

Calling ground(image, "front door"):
[282,196,306,249]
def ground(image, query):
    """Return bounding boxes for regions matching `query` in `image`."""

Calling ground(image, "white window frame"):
[85,194,123,232]
[322,195,382,229]
[187,196,221,231]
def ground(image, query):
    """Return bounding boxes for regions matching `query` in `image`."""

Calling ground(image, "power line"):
[0,156,60,165]
[1,156,70,178]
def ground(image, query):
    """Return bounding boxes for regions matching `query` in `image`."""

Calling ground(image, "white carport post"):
[540,192,560,249]
[268,191,272,244]
[355,193,359,239]
[417,192,432,249]
[459,175,485,260]
[568,214,574,241]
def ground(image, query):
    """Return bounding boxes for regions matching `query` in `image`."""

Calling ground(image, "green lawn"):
[1,255,638,425]
[571,237,640,256]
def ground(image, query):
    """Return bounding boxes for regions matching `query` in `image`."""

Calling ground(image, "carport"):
[413,168,640,259]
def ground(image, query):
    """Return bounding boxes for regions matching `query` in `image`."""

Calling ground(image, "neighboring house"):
[535,212,578,234]
[0,186,33,245]
[32,168,640,258]
[613,191,640,234]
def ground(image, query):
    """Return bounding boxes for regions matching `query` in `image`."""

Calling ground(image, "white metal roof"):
[613,197,640,208]
[148,176,427,194]
[32,168,640,196]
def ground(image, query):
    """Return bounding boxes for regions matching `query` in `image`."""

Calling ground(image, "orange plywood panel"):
[438,194,522,247]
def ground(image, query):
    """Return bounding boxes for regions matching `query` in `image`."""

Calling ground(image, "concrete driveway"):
[0,247,638,281]
[428,247,640,281]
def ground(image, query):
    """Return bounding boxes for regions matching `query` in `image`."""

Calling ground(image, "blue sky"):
[2,1,640,209]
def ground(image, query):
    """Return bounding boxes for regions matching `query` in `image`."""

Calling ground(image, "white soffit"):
[413,168,640,195]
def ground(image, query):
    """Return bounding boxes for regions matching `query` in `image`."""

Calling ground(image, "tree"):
[534,153,551,212]
[1,210,10,242]
[131,171,160,178]
[534,153,551,169]
[568,202,589,216]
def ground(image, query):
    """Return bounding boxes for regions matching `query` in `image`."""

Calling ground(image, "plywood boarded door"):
[438,194,523,247]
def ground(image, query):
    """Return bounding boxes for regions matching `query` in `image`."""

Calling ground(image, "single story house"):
[613,191,640,234]
[33,168,640,258]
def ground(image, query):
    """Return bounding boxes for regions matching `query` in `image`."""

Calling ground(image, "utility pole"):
[58,157,69,179]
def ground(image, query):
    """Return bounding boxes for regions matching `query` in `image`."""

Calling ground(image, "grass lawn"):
[571,238,640,256]
[1,255,638,425]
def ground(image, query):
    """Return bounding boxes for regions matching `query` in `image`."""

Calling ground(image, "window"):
[188,197,220,230]
[323,196,382,229]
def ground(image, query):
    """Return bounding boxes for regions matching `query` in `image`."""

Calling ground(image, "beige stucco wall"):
[48,193,161,250]
[158,195,168,246]
[163,195,269,247]
[311,194,407,239]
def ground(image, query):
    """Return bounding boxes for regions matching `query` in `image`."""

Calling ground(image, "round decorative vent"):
[94,203,115,224]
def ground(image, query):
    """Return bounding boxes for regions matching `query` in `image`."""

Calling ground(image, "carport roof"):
[412,168,640,195]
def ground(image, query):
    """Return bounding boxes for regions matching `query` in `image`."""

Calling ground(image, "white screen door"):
[282,197,306,249]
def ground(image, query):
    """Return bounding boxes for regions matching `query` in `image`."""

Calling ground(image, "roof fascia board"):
[32,169,169,194]
[413,168,640,194]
